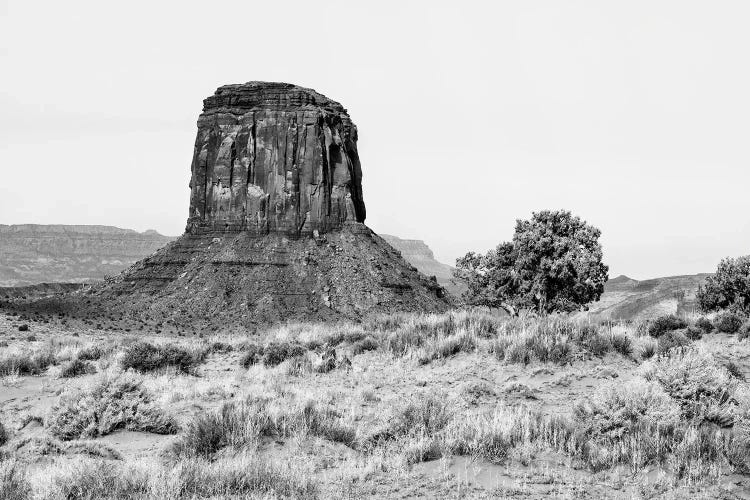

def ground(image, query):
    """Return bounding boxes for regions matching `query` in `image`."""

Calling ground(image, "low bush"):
[0,348,56,376]
[585,333,612,357]
[76,345,107,361]
[392,393,452,437]
[684,325,703,341]
[261,342,305,367]
[611,333,633,356]
[59,358,96,378]
[695,317,713,334]
[209,341,233,354]
[713,311,745,334]
[639,338,657,359]
[47,372,178,440]
[641,347,735,420]
[351,335,379,355]
[740,323,750,342]
[657,330,690,355]
[648,315,687,337]
[121,342,203,374]
[239,343,264,368]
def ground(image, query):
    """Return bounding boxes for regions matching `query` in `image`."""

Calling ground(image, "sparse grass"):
[33,454,318,500]
[0,460,31,500]
[170,398,356,460]
[47,371,178,440]
[121,341,205,374]
[0,420,8,446]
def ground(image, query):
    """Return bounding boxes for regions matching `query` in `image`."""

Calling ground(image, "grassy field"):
[1,310,749,499]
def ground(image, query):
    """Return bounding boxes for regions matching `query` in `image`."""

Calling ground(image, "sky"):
[1,1,749,280]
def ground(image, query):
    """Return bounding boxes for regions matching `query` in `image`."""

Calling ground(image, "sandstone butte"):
[8,82,451,331]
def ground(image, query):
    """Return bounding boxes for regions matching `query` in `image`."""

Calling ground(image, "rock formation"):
[4,82,450,330]
[186,82,365,236]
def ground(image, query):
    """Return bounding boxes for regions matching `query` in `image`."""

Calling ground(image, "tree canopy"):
[697,256,750,312]
[454,210,608,314]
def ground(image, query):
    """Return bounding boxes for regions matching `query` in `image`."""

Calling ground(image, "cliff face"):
[0,225,174,286]
[380,234,467,297]
[187,82,365,236]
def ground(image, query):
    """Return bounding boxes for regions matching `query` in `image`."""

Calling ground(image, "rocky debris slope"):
[586,273,709,320]
[0,225,174,286]
[3,82,450,329]
[380,234,466,297]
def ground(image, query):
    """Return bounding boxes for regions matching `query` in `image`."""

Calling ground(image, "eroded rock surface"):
[186,82,365,236]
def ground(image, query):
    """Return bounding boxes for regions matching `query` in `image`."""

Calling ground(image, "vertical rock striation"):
[186,82,366,236]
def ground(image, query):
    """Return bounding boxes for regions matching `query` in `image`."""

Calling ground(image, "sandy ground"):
[2,312,750,499]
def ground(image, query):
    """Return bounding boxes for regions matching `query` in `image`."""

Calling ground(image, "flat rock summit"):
[7,82,450,331]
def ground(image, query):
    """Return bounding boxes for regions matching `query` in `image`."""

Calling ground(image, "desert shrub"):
[443,406,574,465]
[351,335,379,355]
[239,343,264,368]
[573,381,682,467]
[76,345,107,361]
[648,315,687,337]
[209,341,233,353]
[641,348,735,420]
[488,337,512,361]
[585,333,612,357]
[385,327,424,356]
[0,420,8,446]
[17,324,28,332]
[0,460,31,500]
[657,330,690,355]
[392,394,452,437]
[714,311,745,334]
[639,338,657,359]
[261,342,305,367]
[286,354,314,376]
[739,323,750,342]
[121,342,202,374]
[503,341,531,365]
[725,361,745,381]
[611,333,633,356]
[695,317,713,334]
[59,358,96,378]
[417,332,476,364]
[0,348,56,376]
[684,325,703,341]
[170,400,273,459]
[47,372,178,440]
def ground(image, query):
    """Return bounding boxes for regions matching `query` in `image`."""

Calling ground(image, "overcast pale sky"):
[1,1,749,280]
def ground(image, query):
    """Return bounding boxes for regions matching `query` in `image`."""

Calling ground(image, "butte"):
[40,82,451,331]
